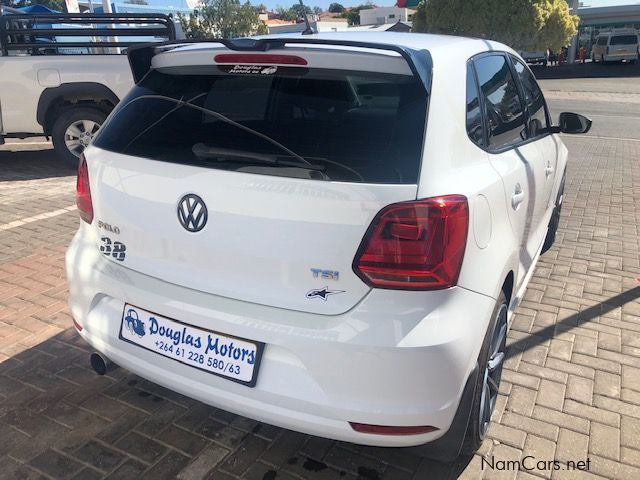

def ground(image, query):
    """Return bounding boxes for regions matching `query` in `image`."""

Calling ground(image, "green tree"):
[290,2,311,18]
[312,6,322,15]
[412,0,578,52]
[275,5,296,20]
[328,2,344,13]
[534,0,580,52]
[412,0,427,33]
[178,0,268,39]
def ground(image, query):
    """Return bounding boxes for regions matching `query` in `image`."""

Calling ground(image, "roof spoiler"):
[127,37,433,93]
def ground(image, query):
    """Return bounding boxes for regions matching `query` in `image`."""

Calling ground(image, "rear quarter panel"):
[417,45,520,304]
[0,55,132,133]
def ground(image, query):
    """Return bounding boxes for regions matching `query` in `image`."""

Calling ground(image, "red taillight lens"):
[353,195,469,290]
[350,423,439,435]
[76,153,93,224]
[214,54,308,65]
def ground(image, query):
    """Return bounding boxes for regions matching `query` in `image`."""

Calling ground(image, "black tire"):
[541,175,565,254]
[52,107,106,169]
[460,291,508,456]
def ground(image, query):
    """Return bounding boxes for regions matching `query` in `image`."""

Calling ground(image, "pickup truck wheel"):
[460,291,508,456]
[52,108,106,168]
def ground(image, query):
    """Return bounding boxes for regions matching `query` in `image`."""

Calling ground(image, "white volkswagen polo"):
[66,32,591,459]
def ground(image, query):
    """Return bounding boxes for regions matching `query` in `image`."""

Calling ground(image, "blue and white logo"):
[306,287,345,301]
[124,308,146,338]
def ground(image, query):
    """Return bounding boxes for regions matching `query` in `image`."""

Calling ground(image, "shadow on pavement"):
[506,286,640,359]
[532,61,640,80]
[0,326,473,479]
[0,147,75,182]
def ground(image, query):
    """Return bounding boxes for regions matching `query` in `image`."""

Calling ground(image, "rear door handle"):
[511,184,525,210]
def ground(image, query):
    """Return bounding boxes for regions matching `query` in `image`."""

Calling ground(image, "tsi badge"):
[306,287,345,301]
[310,268,339,281]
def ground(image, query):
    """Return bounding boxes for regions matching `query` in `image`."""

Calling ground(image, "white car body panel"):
[0,55,132,134]
[66,32,569,448]
[66,225,497,446]
[88,147,417,315]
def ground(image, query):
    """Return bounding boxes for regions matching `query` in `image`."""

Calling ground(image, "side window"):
[474,54,527,151]
[512,58,550,139]
[466,64,484,146]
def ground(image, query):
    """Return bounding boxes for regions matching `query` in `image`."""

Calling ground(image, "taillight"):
[353,195,469,290]
[76,153,93,224]
[606,46,609,55]
[214,54,308,65]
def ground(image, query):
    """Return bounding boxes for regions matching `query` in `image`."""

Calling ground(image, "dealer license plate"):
[119,304,263,387]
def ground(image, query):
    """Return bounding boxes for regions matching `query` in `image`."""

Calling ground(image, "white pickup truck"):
[0,8,177,166]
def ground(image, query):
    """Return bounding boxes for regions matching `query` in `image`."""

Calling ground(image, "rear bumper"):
[66,224,496,447]
[603,53,637,61]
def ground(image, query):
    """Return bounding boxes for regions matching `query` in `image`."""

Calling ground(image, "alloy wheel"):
[64,120,101,157]
[478,303,507,439]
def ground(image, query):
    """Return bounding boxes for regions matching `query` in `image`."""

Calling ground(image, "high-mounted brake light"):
[350,423,439,435]
[214,53,308,66]
[353,195,469,290]
[76,153,93,224]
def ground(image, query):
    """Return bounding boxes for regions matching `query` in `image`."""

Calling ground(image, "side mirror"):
[553,112,592,134]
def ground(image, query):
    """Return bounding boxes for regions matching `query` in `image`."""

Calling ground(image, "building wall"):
[267,22,306,34]
[315,20,349,32]
[87,2,192,16]
[359,7,415,26]
[267,20,349,34]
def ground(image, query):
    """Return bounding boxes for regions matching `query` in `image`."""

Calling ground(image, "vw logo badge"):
[177,194,208,232]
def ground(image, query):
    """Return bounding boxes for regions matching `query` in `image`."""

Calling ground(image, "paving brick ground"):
[1,100,640,478]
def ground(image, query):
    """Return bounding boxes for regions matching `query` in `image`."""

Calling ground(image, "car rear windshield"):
[610,35,638,45]
[93,65,429,184]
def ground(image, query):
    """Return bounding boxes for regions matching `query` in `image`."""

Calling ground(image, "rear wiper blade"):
[124,94,312,166]
[192,144,326,171]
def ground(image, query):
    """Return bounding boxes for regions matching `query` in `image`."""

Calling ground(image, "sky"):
[155,0,640,14]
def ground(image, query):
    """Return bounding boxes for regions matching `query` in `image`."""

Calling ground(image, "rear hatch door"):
[88,45,429,315]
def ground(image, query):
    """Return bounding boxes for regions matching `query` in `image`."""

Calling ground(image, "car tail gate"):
[84,45,430,315]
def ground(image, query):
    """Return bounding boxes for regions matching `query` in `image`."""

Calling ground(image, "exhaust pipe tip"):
[90,352,116,375]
